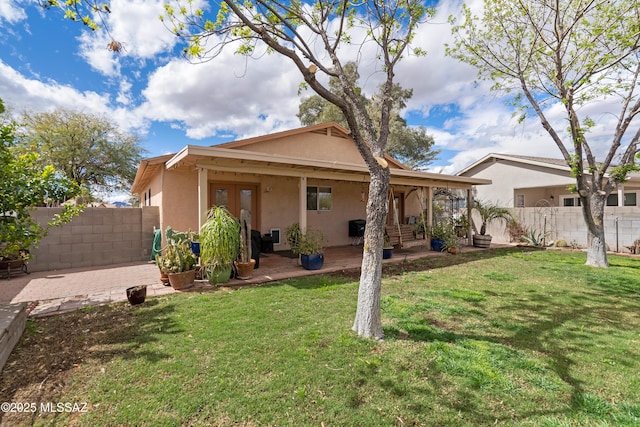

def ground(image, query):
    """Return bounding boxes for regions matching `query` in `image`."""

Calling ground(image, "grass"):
[1,248,640,426]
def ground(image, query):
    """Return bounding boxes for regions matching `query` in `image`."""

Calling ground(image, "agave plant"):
[521,227,550,247]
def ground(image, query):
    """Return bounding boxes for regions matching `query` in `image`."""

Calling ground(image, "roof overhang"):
[160,145,490,190]
[457,153,640,186]
[130,154,174,194]
[456,153,573,176]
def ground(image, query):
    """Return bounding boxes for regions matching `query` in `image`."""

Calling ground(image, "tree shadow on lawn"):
[0,300,182,422]
[381,283,640,424]
[260,247,545,291]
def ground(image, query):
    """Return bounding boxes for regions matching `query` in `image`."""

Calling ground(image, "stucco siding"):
[462,160,574,206]
[241,132,364,165]
[161,167,199,234]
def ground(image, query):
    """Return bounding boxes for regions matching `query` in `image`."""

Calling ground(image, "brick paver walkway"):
[0,244,469,317]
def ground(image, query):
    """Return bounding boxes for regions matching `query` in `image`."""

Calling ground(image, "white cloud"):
[1,0,636,178]
[0,0,26,24]
[139,41,303,139]
[77,0,181,76]
[0,60,149,135]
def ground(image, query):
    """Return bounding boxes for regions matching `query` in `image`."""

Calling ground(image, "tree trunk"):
[352,168,389,340]
[583,194,608,267]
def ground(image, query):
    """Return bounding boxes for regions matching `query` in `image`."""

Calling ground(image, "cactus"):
[239,209,252,263]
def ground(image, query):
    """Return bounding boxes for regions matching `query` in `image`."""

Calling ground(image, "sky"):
[0,0,615,186]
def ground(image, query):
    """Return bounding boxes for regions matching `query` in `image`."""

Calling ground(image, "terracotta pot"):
[234,259,256,280]
[168,269,196,290]
[447,247,458,254]
[159,270,170,284]
[126,285,147,305]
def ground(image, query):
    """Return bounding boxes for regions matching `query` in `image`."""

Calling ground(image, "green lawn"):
[1,248,639,426]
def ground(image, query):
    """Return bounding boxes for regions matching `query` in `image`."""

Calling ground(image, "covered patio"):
[5,242,501,317]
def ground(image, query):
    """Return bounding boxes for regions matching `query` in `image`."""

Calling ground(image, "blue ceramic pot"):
[431,239,445,252]
[190,241,200,256]
[383,248,393,259]
[300,253,324,270]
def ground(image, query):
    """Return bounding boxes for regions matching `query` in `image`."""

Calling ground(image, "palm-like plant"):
[472,200,512,236]
[200,206,240,283]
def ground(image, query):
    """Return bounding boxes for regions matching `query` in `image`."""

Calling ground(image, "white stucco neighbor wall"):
[487,207,640,252]
[460,159,573,206]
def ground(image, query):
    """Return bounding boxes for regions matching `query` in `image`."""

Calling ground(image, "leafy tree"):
[0,99,82,260]
[298,62,439,170]
[19,109,145,197]
[447,0,640,268]
[44,0,431,339]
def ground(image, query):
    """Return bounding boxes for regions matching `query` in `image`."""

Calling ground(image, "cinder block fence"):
[488,206,640,252]
[27,207,160,272]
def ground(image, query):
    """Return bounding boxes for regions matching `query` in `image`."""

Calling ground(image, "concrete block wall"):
[489,206,640,252]
[0,303,27,373]
[27,207,160,272]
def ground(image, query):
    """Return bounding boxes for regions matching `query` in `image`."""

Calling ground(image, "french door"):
[210,183,259,229]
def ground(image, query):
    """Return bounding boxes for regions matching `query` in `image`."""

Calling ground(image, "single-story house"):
[456,153,640,208]
[131,122,490,249]
[456,153,640,249]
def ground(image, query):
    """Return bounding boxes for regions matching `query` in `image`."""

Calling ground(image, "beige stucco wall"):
[243,132,366,165]
[160,167,199,235]
[237,176,369,248]
[156,166,428,249]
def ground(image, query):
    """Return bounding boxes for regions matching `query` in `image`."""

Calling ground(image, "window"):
[607,194,618,206]
[624,192,637,206]
[515,194,525,207]
[307,186,332,210]
[562,196,581,207]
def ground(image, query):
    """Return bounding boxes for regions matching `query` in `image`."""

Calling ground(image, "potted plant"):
[126,285,147,305]
[285,222,302,254]
[444,231,459,254]
[234,209,255,279]
[414,212,428,239]
[471,200,512,248]
[383,233,394,259]
[156,238,198,290]
[429,221,451,252]
[200,206,240,284]
[294,227,325,270]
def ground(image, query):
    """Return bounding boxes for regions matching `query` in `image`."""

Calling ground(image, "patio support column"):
[197,167,208,228]
[427,186,433,238]
[467,188,473,246]
[618,185,624,207]
[299,176,307,231]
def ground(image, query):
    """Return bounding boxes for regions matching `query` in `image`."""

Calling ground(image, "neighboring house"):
[131,123,490,249]
[456,153,640,208]
[456,153,640,250]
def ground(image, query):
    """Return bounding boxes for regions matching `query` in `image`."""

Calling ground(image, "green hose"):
[151,228,162,262]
